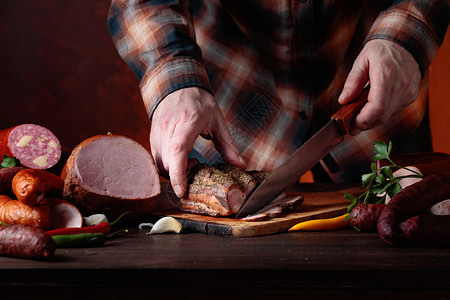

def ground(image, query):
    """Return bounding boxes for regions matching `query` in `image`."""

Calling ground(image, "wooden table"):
[1,225,450,299]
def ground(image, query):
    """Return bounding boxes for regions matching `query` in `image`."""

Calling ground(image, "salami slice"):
[0,124,61,169]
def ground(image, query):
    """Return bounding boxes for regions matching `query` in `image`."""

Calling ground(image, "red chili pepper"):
[46,222,110,236]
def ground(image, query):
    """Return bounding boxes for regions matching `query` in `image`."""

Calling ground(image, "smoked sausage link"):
[12,169,64,206]
[0,195,52,229]
[378,171,450,246]
[350,203,385,232]
[0,124,61,169]
[0,224,55,259]
[399,215,450,245]
[0,166,27,194]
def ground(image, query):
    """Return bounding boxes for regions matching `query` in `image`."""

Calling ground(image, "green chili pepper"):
[51,233,106,248]
[0,222,9,226]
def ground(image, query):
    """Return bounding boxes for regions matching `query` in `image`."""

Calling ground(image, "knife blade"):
[235,87,369,218]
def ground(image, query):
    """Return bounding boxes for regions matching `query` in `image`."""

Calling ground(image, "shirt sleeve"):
[365,0,449,76]
[107,0,212,118]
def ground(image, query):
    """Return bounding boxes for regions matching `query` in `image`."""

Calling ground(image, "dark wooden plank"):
[0,183,449,298]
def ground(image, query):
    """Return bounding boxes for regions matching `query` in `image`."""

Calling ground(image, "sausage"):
[0,195,52,229]
[378,171,450,246]
[399,215,450,245]
[0,124,61,169]
[349,203,385,232]
[0,224,55,259]
[413,159,450,177]
[12,169,64,206]
[0,166,27,194]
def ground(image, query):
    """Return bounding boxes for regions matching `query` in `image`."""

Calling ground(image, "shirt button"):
[299,110,307,120]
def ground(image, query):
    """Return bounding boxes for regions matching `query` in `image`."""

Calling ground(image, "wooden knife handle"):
[331,86,370,135]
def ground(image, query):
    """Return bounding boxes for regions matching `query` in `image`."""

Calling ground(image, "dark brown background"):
[0,1,150,150]
[0,1,448,154]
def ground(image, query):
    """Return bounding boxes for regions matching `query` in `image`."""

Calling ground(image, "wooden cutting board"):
[153,183,362,237]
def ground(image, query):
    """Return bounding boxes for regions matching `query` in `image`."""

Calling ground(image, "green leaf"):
[373,140,390,161]
[370,181,393,195]
[362,192,382,205]
[0,155,20,168]
[361,173,375,189]
[344,192,360,213]
[386,182,402,198]
[379,166,394,180]
[370,161,377,173]
[375,174,386,184]
[387,140,393,155]
[375,194,387,204]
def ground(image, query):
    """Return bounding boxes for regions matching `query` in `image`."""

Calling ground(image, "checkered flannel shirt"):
[108,0,448,182]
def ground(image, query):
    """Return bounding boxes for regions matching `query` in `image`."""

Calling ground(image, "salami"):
[0,224,55,259]
[378,171,450,246]
[350,203,385,232]
[399,215,450,245]
[0,124,61,169]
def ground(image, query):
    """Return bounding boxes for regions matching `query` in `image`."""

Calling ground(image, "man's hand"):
[150,87,246,197]
[338,39,421,135]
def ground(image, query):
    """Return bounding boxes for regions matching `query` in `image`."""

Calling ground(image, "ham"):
[62,134,160,220]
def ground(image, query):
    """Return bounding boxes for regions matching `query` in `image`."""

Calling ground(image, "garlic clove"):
[84,214,109,227]
[149,217,182,234]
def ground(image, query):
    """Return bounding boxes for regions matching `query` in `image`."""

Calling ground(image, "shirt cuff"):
[364,9,440,77]
[139,58,212,119]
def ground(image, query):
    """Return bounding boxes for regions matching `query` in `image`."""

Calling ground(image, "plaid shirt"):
[108,0,448,182]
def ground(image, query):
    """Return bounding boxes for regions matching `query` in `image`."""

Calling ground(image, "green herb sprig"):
[0,155,20,168]
[345,140,423,214]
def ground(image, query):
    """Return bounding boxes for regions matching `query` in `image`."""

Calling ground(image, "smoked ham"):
[62,134,160,220]
[181,164,245,217]
[180,162,301,219]
[214,163,258,198]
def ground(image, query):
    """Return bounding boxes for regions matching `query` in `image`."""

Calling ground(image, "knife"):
[235,86,370,218]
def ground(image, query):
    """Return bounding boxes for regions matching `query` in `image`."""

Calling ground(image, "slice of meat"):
[241,194,304,222]
[180,164,245,216]
[62,134,160,220]
[0,124,61,169]
[48,198,83,229]
[214,162,258,198]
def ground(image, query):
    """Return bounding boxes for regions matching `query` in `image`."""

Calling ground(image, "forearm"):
[365,0,448,76]
[107,0,211,117]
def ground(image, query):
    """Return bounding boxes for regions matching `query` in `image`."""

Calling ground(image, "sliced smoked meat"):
[180,164,245,217]
[214,162,258,198]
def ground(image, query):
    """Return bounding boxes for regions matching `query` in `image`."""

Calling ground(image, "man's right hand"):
[150,87,246,197]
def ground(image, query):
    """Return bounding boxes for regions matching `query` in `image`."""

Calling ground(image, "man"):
[108,0,448,197]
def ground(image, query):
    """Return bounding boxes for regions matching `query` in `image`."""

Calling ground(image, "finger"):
[211,118,246,168]
[166,126,198,197]
[351,77,392,134]
[339,57,370,105]
[150,127,169,179]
